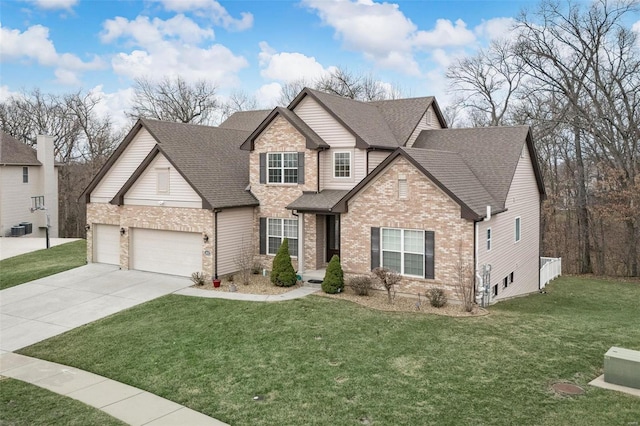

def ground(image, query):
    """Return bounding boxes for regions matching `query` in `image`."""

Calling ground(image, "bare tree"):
[446,39,525,126]
[454,241,475,312]
[128,76,219,124]
[219,90,258,122]
[372,267,401,304]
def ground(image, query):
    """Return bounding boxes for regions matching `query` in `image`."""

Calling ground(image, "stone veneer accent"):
[86,203,214,275]
[249,116,319,272]
[341,157,475,297]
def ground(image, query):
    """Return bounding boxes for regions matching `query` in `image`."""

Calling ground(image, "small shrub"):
[271,239,297,287]
[190,272,208,286]
[322,255,344,294]
[251,262,262,275]
[426,287,448,308]
[227,274,234,282]
[349,276,373,296]
[372,267,401,304]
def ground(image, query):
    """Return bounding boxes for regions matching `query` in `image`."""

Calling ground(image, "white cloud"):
[633,20,640,46]
[0,85,22,102]
[153,0,253,31]
[303,0,479,76]
[414,19,476,48]
[0,24,104,85]
[258,42,332,83]
[474,17,517,41]
[102,15,247,86]
[23,0,78,10]
[89,85,135,131]
[255,82,282,108]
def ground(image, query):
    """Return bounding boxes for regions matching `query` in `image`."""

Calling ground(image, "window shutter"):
[259,153,266,184]
[371,227,380,270]
[259,217,267,255]
[425,231,435,279]
[297,152,305,184]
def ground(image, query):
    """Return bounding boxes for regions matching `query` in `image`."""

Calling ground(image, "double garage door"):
[93,225,202,277]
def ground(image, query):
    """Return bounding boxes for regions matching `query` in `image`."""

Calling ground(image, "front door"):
[326,215,340,262]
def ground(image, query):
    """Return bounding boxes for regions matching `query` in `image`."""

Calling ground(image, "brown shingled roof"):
[288,88,439,149]
[412,126,543,208]
[219,110,271,131]
[0,131,41,166]
[286,190,350,212]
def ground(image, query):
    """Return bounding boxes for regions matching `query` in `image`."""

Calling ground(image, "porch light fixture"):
[203,234,209,243]
[85,224,91,231]
[120,227,126,236]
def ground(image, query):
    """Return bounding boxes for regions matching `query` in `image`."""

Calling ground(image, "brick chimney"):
[36,135,58,238]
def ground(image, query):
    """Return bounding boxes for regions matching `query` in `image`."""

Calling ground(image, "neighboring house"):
[238,88,545,302]
[86,88,544,303]
[81,118,265,278]
[0,132,58,238]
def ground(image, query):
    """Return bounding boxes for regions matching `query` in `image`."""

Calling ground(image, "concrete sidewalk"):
[0,352,227,425]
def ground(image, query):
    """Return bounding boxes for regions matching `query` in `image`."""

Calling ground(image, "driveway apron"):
[0,264,191,352]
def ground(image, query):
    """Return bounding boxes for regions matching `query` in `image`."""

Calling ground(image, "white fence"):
[540,257,562,289]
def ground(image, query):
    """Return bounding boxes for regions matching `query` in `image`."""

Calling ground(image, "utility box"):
[19,222,33,234]
[604,346,640,389]
[11,225,26,237]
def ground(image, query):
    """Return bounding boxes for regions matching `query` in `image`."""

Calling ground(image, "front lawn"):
[0,240,86,290]
[18,276,640,425]
[0,378,125,426]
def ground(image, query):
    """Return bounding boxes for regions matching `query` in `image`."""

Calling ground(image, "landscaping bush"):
[372,267,401,304]
[322,255,344,294]
[426,287,447,308]
[190,272,208,286]
[270,238,297,287]
[349,276,373,296]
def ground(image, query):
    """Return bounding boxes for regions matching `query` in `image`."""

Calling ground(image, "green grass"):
[0,378,125,426]
[0,240,86,290]
[18,276,640,425]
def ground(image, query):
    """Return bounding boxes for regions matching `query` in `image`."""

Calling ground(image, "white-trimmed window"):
[268,152,298,184]
[487,228,492,251]
[333,151,351,178]
[267,218,298,257]
[381,228,424,277]
[515,217,521,242]
[398,175,408,199]
[156,167,170,194]
[22,167,29,183]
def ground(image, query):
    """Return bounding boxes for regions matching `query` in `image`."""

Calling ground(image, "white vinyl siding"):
[294,96,369,190]
[0,165,51,238]
[216,207,254,276]
[368,150,391,173]
[131,228,202,277]
[406,107,443,147]
[91,128,156,203]
[124,154,201,208]
[477,144,541,301]
[93,224,120,265]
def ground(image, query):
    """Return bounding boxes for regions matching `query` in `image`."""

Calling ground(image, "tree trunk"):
[573,122,592,274]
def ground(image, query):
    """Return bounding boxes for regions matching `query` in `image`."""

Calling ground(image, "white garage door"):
[131,228,202,277]
[94,224,120,265]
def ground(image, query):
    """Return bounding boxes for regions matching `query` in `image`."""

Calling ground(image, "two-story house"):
[85,88,544,303]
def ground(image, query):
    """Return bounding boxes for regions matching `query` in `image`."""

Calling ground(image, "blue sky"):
[1,0,613,127]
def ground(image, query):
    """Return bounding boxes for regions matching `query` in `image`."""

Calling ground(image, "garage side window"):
[157,168,170,194]
[23,167,29,183]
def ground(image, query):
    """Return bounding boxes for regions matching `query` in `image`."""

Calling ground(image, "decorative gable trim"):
[109,145,209,210]
[240,106,329,151]
[334,149,480,221]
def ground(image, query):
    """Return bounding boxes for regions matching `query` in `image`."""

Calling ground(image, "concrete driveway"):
[0,264,191,352]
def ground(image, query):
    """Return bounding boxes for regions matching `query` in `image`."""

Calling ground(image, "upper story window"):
[334,152,351,178]
[515,217,521,242]
[22,167,29,183]
[156,168,170,194]
[268,152,298,184]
